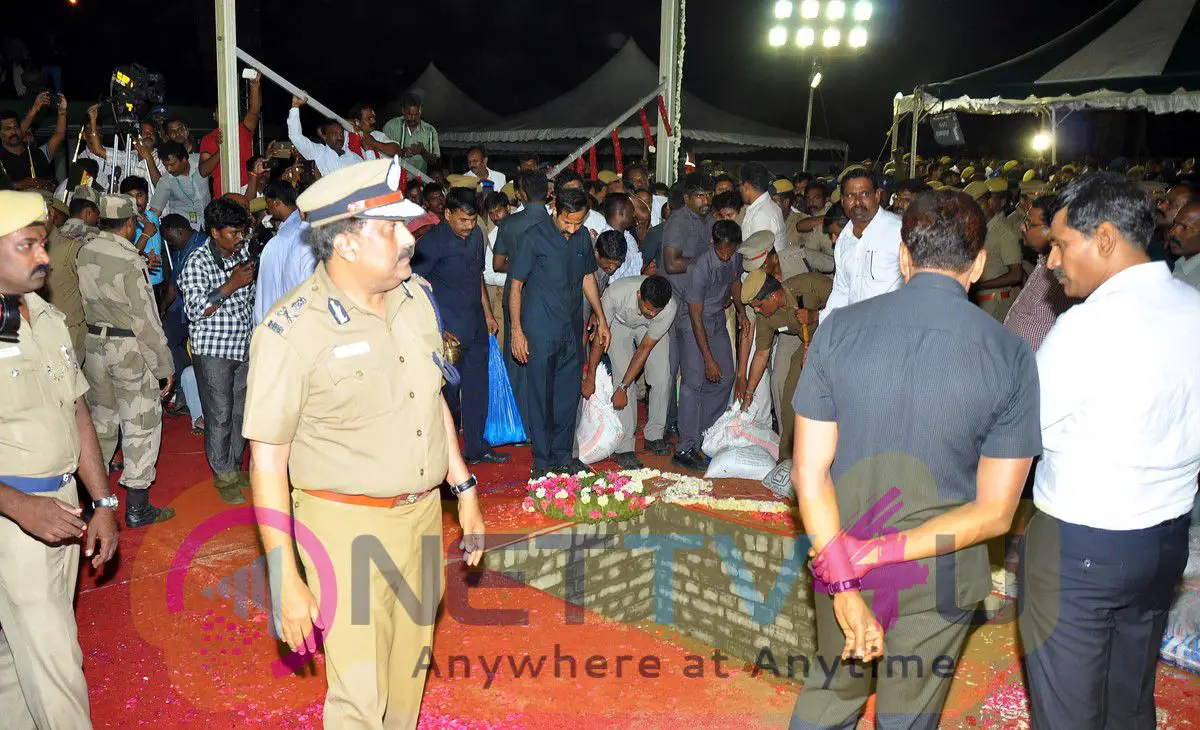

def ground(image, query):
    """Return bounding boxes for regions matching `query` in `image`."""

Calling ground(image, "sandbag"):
[762,459,794,499]
[1162,583,1200,674]
[705,445,777,481]
[702,406,780,460]
[576,362,624,464]
[483,335,527,446]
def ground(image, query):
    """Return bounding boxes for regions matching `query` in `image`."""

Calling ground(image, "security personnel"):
[737,268,831,454]
[966,179,1024,322]
[243,158,485,730]
[509,186,611,477]
[77,194,176,527]
[0,191,119,729]
[42,185,101,360]
[412,185,509,465]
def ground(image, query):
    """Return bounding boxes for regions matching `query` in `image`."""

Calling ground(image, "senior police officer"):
[243,158,486,730]
[736,267,831,454]
[77,193,176,527]
[966,178,1024,321]
[582,274,677,468]
[0,191,119,729]
[41,185,101,361]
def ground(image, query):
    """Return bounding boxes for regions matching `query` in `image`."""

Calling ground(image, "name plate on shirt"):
[333,342,371,359]
[0,346,21,360]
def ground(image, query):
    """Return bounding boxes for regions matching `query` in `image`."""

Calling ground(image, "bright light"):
[849,27,868,47]
[768,26,788,47]
[800,0,820,19]
[822,28,841,47]
[827,0,846,20]
[853,0,872,21]
[774,0,793,19]
[1031,131,1053,152]
[796,26,816,47]
[894,91,904,100]
[810,71,823,89]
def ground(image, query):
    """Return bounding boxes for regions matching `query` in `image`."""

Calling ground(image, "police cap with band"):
[298,157,426,228]
[740,269,783,305]
[736,230,775,273]
[0,191,48,238]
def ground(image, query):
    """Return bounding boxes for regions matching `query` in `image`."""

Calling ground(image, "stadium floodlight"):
[822,28,841,47]
[775,0,793,19]
[769,25,788,47]
[800,0,820,19]
[849,27,868,47]
[827,0,846,21]
[796,27,816,47]
[1032,131,1053,152]
[854,1,872,21]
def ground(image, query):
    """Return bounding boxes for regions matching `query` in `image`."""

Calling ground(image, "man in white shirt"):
[1169,201,1200,292]
[286,97,359,176]
[738,162,787,253]
[1021,172,1200,730]
[598,192,642,282]
[820,169,903,320]
[463,145,506,191]
[347,103,401,161]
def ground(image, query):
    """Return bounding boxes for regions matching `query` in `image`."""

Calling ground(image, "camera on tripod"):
[106,64,166,136]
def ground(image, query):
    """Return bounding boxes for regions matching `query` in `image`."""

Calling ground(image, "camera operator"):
[0,191,119,729]
[83,104,163,189]
[0,92,66,191]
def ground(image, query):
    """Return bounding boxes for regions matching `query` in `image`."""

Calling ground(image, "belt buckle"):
[60,474,71,485]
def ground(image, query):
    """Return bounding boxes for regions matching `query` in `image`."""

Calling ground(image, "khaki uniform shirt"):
[0,293,89,477]
[76,230,174,380]
[601,275,679,341]
[1006,207,1027,230]
[242,264,449,497]
[979,214,1024,284]
[753,273,834,351]
[42,218,94,331]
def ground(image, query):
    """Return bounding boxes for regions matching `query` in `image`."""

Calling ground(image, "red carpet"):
[76,415,1200,728]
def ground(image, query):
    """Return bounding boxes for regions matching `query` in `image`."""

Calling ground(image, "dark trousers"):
[789,594,976,730]
[444,338,489,460]
[665,321,682,429]
[525,333,582,469]
[676,315,734,453]
[1019,509,1191,730]
[193,354,248,482]
[502,290,532,436]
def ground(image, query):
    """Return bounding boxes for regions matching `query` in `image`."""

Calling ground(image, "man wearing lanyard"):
[149,141,212,231]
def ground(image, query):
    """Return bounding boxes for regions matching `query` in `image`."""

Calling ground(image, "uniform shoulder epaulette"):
[262,293,313,337]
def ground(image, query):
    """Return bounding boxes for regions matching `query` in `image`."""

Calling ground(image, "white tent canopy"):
[381,63,500,129]
[442,40,847,155]
[897,0,1200,116]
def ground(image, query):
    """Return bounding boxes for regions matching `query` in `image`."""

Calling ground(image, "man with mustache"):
[1169,201,1200,293]
[76,194,176,527]
[821,168,903,320]
[244,158,484,729]
[84,105,164,189]
[286,96,360,176]
[0,93,66,192]
[0,190,120,730]
[1003,195,1078,352]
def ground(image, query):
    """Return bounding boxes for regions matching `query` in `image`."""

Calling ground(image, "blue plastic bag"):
[483,335,527,446]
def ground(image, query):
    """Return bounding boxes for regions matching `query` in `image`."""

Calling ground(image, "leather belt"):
[1,474,72,494]
[976,289,1013,302]
[87,324,135,338]
[305,487,438,508]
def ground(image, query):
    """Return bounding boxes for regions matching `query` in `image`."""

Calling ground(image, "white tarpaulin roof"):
[381,63,500,129]
[897,0,1200,115]
[441,40,847,153]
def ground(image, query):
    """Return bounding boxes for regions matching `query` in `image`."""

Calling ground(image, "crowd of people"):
[0,76,1199,730]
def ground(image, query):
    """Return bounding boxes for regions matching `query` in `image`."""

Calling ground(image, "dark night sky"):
[24,0,1191,160]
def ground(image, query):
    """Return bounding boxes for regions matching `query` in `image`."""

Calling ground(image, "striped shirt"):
[1003,255,1077,352]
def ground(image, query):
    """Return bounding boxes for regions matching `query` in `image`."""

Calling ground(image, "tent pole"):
[890,98,901,169]
[909,87,921,179]
[802,58,817,173]
[215,0,240,196]
[1050,107,1058,166]
[656,0,681,186]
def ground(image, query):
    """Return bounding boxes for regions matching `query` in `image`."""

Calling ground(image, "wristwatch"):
[93,495,119,510]
[615,382,630,393]
[826,577,863,595]
[450,475,477,497]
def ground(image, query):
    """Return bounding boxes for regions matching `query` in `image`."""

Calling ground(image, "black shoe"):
[613,452,644,470]
[671,449,706,473]
[165,400,190,418]
[663,424,680,441]
[643,438,672,455]
[467,450,511,465]
[564,458,592,475]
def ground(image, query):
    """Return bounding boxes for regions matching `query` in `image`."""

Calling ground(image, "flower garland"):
[522,470,654,524]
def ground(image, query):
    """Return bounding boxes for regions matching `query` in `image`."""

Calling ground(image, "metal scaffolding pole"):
[215,0,240,196]
[908,87,922,180]
[802,59,818,172]
[656,0,681,186]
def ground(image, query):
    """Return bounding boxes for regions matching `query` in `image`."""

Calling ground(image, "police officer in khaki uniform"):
[77,194,176,527]
[736,265,831,454]
[243,158,486,730]
[0,191,119,730]
[41,186,101,361]
[966,179,1024,322]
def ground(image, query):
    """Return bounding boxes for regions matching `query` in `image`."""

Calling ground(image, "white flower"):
[576,471,588,478]
[581,494,591,504]
[546,473,559,479]
[614,491,626,502]
[554,489,569,500]
[597,495,610,507]
[535,487,546,499]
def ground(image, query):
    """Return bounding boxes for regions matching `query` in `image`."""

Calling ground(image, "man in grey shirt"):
[149,141,212,231]
[793,190,1041,730]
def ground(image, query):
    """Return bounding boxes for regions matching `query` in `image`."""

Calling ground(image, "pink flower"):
[588,511,601,520]
[564,506,575,517]
[521,497,536,513]
[607,511,618,518]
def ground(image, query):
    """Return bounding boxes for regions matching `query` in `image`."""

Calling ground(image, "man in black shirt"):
[0,93,66,191]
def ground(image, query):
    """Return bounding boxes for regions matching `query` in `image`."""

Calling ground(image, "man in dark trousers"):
[796,190,1041,729]
[492,170,550,430]
[509,187,610,478]
[412,187,508,465]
